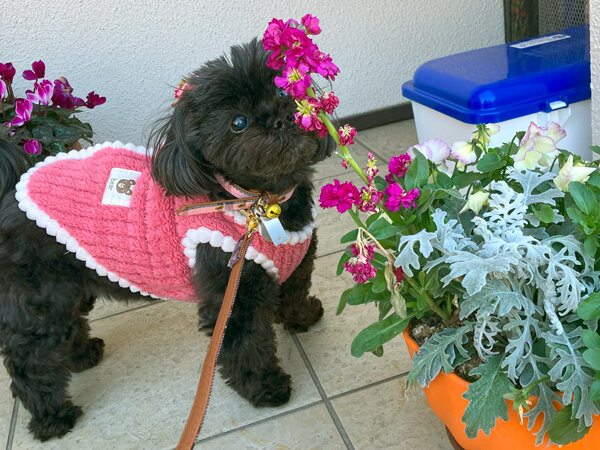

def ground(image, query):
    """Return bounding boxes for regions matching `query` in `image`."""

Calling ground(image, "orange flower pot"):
[403,329,600,449]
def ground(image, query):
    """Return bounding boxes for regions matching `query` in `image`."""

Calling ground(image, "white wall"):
[3,0,504,146]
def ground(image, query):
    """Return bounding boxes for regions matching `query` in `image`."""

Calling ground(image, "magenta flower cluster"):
[343,243,377,284]
[262,15,356,144]
[1,61,106,155]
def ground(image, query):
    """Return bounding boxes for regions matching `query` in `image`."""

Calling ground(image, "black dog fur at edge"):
[0,39,334,441]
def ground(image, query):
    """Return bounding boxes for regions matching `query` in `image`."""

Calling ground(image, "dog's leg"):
[70,296,105,373]
[195,246,291,407]
[275,230,323,333]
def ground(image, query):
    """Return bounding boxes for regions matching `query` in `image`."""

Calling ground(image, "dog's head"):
[149,39,334,197]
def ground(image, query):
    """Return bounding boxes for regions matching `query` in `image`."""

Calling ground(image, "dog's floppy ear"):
[148,99,215,197]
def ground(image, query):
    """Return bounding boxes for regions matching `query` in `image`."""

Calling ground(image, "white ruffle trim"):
[182,228,281,280]
[15,142,162,299]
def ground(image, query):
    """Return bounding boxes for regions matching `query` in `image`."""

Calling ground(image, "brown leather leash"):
[175,176,295,449]
[176,226,255,449]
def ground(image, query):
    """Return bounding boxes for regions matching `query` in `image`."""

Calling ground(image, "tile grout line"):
[5,398,18,450]
[89,300,161,323]
[328,371,410,402]
[191,400,324,447]
[290,333,355,450]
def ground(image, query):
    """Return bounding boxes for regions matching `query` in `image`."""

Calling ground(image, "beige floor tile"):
[301,253,413,397]
[356,120,419,162]
[10,301,319,449]
[88,296,158,322]
[197,404,346,449]
[332,376,453,450]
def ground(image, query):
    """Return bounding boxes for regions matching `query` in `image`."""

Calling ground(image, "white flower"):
[409,138,450,164]
[553,155,596,192]
[451,141,476,168]
[471,123,500,145]
[459,190,490,215]
[513,122,564,171]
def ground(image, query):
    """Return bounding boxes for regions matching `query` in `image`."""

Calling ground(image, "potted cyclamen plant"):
[0,60,105,163]
[262,14,600,449]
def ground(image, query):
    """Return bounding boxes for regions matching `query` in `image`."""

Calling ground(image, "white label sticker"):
[510,34,570,49]
[102,168,141,207]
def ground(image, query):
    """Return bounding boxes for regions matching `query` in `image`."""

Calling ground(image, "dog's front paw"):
[251,368,292,407]
[71,337,105,373]
[28,401,83,441]
[281,295,324,333]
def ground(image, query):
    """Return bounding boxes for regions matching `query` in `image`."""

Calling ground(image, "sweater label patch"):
[102,168,141,207]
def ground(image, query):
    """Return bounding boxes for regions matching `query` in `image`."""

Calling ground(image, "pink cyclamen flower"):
[338,124,357,146]
[319,179,361,213]
[384,182,420,211]
[294,98,327,137]
[23,140,42,154]
[10,99,33,127]
[274,62,312,99]
[22,60,45,81]
[85,91,106,109]
[52,77,85,109]
[27,79,54,105]
[319,91,339,114]
[386,154,411,183]
[0,79,6,100]
[301,14,321,35]
[344,243,377,284]
[0,63,16,83]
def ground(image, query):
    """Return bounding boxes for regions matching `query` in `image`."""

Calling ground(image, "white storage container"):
[402,26,593,160]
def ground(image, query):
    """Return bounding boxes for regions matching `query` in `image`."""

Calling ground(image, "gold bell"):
[265,203,281,219]
[247,216,260,230]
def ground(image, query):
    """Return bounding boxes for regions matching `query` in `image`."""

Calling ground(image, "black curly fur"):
[0,39,334,441]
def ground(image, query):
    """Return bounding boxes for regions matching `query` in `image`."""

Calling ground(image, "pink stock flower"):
[26,79,54,105]
[319,91,339,114]
[338,124,357,146]
[294,98,327,136]
[319,179,361,213]
[281,26,314,59]
[359,185,383,213]
[274,62,312,98]
[263,18,287,51]
[0,63,16,83]
[22,60,45,81]
[10,99,33,127]
[344,243,377,284]
[302,47,339,80]
[341,159,349,170]
[386,154,411,183]
[384,183,420,211]
[23,140,42,154]
[394,266,404,283]
[301,14,321,35]
[366,152,378,182]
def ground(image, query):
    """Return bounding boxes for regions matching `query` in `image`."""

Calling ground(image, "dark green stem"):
[403,275,450,320]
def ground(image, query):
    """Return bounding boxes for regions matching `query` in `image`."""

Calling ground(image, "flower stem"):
[403,275,451,320]
[347,208,366,229]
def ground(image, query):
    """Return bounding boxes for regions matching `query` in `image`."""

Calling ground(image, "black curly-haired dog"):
[0,39,333,441]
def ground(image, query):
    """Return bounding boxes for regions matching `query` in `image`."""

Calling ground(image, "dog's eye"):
[277,88,289,98]
[230,116,249,133]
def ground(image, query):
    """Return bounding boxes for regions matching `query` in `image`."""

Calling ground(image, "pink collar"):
[177,174,296,217]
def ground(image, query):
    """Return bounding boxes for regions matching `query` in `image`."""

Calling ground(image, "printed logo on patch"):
[102,168,141,207]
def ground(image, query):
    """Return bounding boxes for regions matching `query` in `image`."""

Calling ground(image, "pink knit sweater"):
[15,143,314,302]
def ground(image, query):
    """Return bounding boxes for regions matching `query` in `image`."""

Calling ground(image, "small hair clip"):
[172,80,191,106]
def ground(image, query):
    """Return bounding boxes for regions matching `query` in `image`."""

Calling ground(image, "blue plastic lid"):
[402,26,590,124]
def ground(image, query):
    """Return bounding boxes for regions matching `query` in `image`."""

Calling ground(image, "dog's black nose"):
[273,118,284,130]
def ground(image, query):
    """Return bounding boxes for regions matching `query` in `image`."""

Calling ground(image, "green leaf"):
[453,171,484,189]
[531,204,555,224]
[346,283,372,306]
[372,270,388,294]
[366,210,383,228]
[569,182,598,216]
[340,229,358,244]
[587,171,600,189]
[404,149,429,190]
[476,152,506,172]
[350,313,409,357]
[436,171,453,189]
[462,354,512,438]
[583,348,600,370]
[584,235,599,257]
[53,124,81,144]
[582,329,600,350]
[336,288,352,315]
[547,405,590,445]
[336,248,352,276]
[371,346,384,357]
[590,379,600,402]
[578,292,600,320]
[367,217,403,240]
[31,125,54,144]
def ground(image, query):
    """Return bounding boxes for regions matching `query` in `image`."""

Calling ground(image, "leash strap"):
[176,230,254,449]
